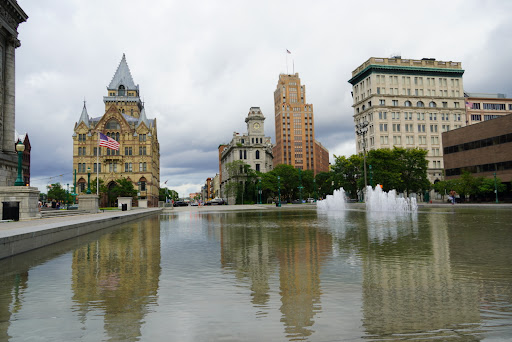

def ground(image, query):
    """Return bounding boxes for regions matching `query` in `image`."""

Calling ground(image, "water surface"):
[0,207,511,341]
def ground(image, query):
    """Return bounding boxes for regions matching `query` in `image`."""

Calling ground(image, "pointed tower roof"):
[137,106,150,128]
[77,102,90,128]
[108,54,137,90]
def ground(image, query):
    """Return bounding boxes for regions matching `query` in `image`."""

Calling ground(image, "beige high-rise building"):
[273,73,329,175]
[349,57,466,183]
[72,54,160,206]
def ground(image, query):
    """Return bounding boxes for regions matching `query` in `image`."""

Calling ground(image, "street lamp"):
[356,120,369,188]
[494,172,498,204]
[369,164,373,188]
[298,169,303,203]
[277,176,281,207]
[313,178,317,201]
[258,178,262,204]
[86,167,91,194]
[14,140,25,186]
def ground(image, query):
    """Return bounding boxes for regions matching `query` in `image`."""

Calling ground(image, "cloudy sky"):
[15,0,512,197]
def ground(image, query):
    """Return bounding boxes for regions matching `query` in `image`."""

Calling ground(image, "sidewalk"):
[0,208,162,259]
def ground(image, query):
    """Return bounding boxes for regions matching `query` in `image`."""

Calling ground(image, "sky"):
[15,0,512,198]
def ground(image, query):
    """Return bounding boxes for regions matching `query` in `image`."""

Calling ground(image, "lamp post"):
[494,172,498,204]
[313,178,317,201]
[14,140,25,186]
[86,167,91,194]
[277,176,281,207]
[369,164,373,188]
[298,168,303,203]
[356,120,369,188]
[258,178,262,204]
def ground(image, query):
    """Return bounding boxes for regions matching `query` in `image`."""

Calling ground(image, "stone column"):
[2,36,19,153]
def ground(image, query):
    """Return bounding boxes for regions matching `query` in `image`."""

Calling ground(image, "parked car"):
[173,201,188,207]
[190,202,199,206]
[210,198,225,205]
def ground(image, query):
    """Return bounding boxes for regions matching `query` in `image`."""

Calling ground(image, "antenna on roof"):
[83,97,86,108]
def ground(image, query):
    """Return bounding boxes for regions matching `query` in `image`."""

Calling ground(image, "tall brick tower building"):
[272,73,329,174]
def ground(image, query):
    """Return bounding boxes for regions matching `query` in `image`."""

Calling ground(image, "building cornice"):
[348,64,464,85]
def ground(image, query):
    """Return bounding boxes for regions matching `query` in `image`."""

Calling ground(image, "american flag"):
[465,101,473,108]
[286,49,291,54]
[99,132,120,150]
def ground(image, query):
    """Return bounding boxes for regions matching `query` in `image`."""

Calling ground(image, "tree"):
[453,171,479,201]
[159,187,179,201]
[433,179,457,201]
[478,177,506,197]
[331,154,363,199]
[269,164,300,202]
[47,183,67,202]
[315,171,334,199]
[394,147,430,195]
[90,178,107,196]
[110,178,137,199]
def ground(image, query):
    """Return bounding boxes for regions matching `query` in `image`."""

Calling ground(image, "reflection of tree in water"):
[71,216,161,341]
[220,210,332,340]
[0,272,28,341]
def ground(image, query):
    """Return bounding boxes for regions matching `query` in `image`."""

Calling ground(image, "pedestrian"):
[449,190,456,205]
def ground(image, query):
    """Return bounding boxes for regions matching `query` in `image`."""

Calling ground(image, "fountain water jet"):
[317,188,346,211]
[365,185,417,212]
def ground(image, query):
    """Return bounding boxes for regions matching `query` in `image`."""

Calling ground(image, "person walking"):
[449,190,456,205]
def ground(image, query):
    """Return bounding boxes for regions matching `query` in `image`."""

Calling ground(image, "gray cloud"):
[15,0,512,195]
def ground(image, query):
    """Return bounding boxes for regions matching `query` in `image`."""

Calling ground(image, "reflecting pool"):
[1,207,511,341]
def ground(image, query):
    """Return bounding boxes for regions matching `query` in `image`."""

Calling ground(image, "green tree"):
[453,171,479,202]
[433,179,457,201]
[394,147,430,195]
[270,164,300,202]
[90,178,107,196]
[477,177,506,198]
[47,183,67,202]
[315,171,334,199]
[331,154,363,199]
[159,187,178,201]
[110,178,137,200]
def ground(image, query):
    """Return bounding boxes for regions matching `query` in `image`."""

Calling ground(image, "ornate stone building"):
[219,107,273,201]
[72,54,160,206]
[0,1,27,186]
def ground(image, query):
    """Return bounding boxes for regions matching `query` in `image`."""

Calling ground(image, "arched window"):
[429,101,437,108]
[417,101,425,107]
[115,132,120,141]
[118,85,125,96]
[362,105,366,110]
[404,101,412,107]
[106,120,120,130]
[256,150,260,159]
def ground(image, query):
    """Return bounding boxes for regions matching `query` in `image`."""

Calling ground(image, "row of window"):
[82,146,149,156]
[358,100,461,113]
[77,162,148,173]
[444,133,512,155]
[373,135,440,146]
[469,103,512,111]
[239,150,261,160]
[470,114,501,122]
[76,133,148,142]
[446,160,512,177]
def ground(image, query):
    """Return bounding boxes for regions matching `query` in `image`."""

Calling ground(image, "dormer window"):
[106,119,121,130]
[118,85,125,96]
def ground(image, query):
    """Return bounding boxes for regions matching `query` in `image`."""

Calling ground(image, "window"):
[429,101,437,108]
[392,112,400,119]
[418,124,426,132]
[139,162,147,172]
[380,136,389,144]
[429,113,437,120]
[392,100,398,106]
[419,136,427,144]
[139,146,147,155]
[94,163,101,173]
[393,136,401,145]
[125,147,132,155]
[139,134,146,142]
[118,85,125,96]
[404,100,412,107]
[393,124,400,132]
[255,164,260,172]
[379,112,387,119]
[430,124,438,133]
[106,120,121,130]
[483,103,506,110]
[406,136,414,144]
[139,181,146,191]
[471,114,482,121]
[417,101,424,107]
[380,99,385,105]
[239,150,243,159]
[78,134,86,142]
[379,123,388,132]
[454,102,460,108]
[255,150,260,159]
[417,113,425,120]
[94,147,101,156]
[125,162,132,172]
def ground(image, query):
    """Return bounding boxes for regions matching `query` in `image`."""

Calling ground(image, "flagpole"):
[97,131,99,196]
[286,50,288,74]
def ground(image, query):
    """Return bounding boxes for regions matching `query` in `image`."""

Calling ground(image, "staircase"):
[40,208,91,219]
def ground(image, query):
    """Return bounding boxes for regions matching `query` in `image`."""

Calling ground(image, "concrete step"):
[40,210,90,218]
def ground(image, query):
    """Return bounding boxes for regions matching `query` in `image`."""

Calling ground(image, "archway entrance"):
[107,181,117,207]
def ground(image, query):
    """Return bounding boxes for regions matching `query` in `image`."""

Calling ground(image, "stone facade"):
[349,57,466,183]
[219,107,273,201]
[72,54,160,207]
[272,73,329,175]
[0,186,40,220]
[0,1,27,186]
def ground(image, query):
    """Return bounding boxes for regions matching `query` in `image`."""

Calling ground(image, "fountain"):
[365,185,417,212]
[317,188,347,211]
[317,185,418,213]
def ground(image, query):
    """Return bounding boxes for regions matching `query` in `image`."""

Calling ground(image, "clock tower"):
[245,107,265,136]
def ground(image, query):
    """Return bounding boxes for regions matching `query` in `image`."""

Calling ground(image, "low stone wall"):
[0,208,162,259]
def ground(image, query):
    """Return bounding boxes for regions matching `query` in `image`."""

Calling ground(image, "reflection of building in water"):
[277,225,332,338]
[219,213,277,308]
[219,212,333,339]
[361,213,481,338]
[71,217,161,341]
[0,272,28,341]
